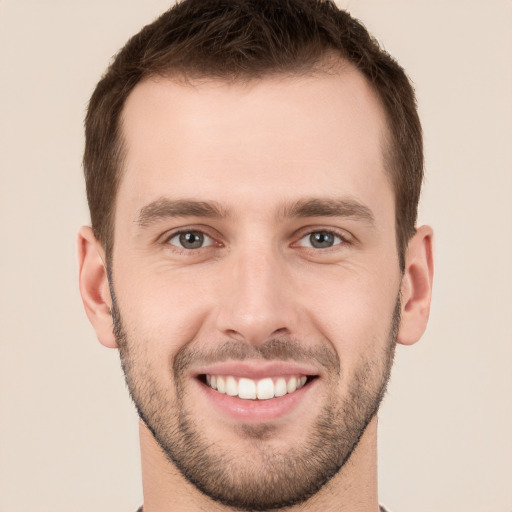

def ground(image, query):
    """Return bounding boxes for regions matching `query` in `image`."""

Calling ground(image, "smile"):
[204,374,308,400]
[195,363,319,422]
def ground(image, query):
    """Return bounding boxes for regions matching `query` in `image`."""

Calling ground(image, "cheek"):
[297,268,399,368]
[115,267,212,359]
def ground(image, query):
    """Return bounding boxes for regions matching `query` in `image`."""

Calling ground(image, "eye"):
[167,230,214,250]
[297,230,344,249]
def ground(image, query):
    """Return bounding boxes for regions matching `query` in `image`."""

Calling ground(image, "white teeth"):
[226,376,238,396]
[274,377,287,397]
[287,376,297,393]
[238,378,257,399]
[216,376,226,394]
[257,378,274,400]
[205,374,310,400]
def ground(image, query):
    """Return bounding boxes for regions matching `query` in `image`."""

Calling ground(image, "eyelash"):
[163,227,352,252]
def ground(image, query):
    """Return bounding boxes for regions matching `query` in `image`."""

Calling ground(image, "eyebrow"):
[136,198,229,227]
[135,196,375,227]
[280,197,375,225]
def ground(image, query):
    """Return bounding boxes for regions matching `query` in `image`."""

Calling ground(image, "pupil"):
[310,232,333,248]
[180,232,203,248]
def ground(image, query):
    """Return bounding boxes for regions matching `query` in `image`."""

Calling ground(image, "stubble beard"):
[111,286,399,511]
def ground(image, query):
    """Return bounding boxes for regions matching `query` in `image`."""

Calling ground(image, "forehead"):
[117,69,392,224]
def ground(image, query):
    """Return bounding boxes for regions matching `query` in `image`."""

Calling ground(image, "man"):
[78,0,433,510]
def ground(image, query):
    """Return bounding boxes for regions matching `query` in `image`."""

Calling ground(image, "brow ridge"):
[136,196,375,227]
[280,197,375,224]
[136,198,228,227]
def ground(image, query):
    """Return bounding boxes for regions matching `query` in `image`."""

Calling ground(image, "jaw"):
[138,413,381,512]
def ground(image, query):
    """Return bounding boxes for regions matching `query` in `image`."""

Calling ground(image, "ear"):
[398,225,434,346]
[77,226,117,348]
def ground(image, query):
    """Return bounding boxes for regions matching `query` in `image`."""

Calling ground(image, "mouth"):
[199,374,316,400]
[193,362,320,422]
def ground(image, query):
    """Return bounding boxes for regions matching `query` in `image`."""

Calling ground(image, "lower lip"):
[196,379,315,422]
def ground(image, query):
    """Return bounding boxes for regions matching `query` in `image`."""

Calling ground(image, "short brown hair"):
[84,0,423,270]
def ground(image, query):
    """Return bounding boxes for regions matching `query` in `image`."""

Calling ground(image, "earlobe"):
[77,226,117,349]
[398,225,434,346]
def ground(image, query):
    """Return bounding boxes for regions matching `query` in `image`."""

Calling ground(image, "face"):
[110,70,402,510]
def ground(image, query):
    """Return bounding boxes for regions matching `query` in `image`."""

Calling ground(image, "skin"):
[78,66,434,512]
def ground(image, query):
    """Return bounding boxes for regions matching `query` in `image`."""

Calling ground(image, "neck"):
[139,416,380,512]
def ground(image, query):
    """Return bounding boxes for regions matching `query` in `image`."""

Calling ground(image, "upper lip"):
[192,361,320,380]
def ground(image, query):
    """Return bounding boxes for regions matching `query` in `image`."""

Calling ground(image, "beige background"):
[1,1,511,511]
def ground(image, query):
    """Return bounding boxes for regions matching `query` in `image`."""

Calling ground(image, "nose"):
[213,246,299,345]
